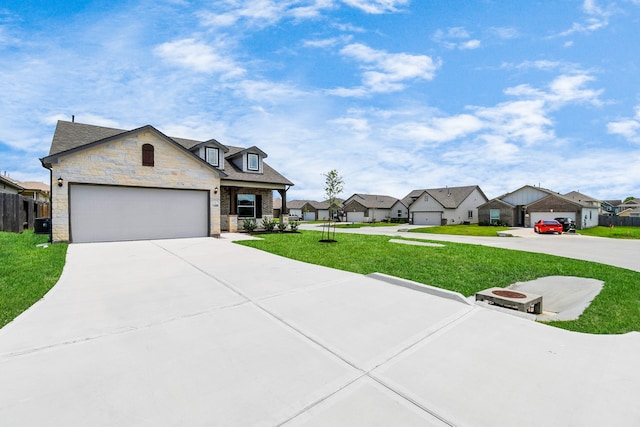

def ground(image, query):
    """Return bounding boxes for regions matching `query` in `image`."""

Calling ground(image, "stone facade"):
[478,201,516,226]
[50,130,221,241]
[219,186,273,231]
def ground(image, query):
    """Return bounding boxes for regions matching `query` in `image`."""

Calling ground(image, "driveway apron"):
[0,237,638,426]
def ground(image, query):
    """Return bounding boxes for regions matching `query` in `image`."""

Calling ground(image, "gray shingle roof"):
[46,121,293,186]
[344,194,398,209]
[401,185,485,209]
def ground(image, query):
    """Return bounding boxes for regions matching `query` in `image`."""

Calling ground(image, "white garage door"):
[70,185,209,243]
[303,212,316,221]
[530,212,575,226]
[412,211,442,225]
[347,211,365,222]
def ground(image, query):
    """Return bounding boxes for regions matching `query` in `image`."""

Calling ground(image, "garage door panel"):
[70,185,208,243]
[412,212,441,225]
[530,212,575,226]
[347,212,365,223]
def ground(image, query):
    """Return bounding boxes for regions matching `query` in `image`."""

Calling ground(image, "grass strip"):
[237,231,640,334]
[0,231,68,329]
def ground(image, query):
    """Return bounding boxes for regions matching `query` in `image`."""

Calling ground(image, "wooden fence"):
[598,215,640,227]
[0,193,49,233]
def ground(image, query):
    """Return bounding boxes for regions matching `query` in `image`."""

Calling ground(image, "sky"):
[1,0,639,202]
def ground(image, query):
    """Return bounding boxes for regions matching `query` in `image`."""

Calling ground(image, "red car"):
[534,219,563,234]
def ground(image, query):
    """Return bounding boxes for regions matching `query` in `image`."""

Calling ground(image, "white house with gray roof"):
[403,185,488,225]
[342,194,398,223]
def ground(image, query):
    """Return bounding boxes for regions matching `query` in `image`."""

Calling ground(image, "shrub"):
[277,221,288,232]
[289,221,299,232]
[242,218,257,232]
[262,217,276,232]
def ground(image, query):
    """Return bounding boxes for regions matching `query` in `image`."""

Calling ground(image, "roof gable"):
[42,122,226,177]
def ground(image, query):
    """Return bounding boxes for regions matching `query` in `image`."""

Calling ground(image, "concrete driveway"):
[1,236,639,426]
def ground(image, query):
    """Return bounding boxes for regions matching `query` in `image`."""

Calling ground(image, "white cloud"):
[340,0,408,14]
[433,27,481,50]
[460,39,481,50]
[558,0,611,36]
[336,43,440,95]
[303,35,352,48]
[607,106,640,143]
[154,38,245,78]
[389,114,485,144]
[489,27,520,40]
[504,73,603,108]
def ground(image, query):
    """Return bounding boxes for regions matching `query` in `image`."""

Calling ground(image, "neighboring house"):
[601,199,622,216]
[286,200,330,221]
[618,207,640,217]
[478,185,598,229]
[41,120,293,243]
[618,198,640,212]
[0,174,51,232]
[403,185,488,225]
[14,181,51,217]
[389,199,409,222]
[0,174,23,194]
[342,194,398,222]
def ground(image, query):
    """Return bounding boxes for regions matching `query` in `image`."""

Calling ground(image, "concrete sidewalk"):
[1,237,639,426]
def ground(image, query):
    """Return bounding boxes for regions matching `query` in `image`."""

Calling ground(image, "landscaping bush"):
[242,218,257,232]
[261,217,276,232]
[289,221,299,232]
[277,220,288,232]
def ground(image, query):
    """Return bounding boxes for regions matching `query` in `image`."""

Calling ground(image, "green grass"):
[578,225,640,239]
[335,222,401,228]
[410,224,513,236]
[0,231,68,329]
[237,231,640,334]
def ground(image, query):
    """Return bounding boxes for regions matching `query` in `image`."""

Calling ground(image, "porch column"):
[278,188,287,220]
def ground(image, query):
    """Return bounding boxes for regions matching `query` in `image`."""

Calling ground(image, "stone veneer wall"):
[50,130,221,241]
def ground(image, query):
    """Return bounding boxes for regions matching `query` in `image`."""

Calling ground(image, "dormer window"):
[247,153,259,171]
[206,147,219,167]
[142,144,154,166]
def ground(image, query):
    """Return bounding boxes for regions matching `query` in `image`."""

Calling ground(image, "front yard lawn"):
[0,231,68,329]
[410,224,513,236]
[578,226,640,239]
[237,231,640,335]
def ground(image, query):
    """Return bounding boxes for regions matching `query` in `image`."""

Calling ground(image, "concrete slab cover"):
[1,237,639,426]
[508,276,604,321]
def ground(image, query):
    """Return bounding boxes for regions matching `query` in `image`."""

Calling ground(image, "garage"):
[303,212,316,221]
[412,211,442,225]
[70,185,209,243]
[347,211,365,223]
[529,212,576,226]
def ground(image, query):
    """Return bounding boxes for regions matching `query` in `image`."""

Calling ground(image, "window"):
[490,209,500,225]
[238,194,255,217]
[142,144,154,166]
[247,153,259,171]
[468,210,473,219]
[205,147,219,167]
[397,209,402,218]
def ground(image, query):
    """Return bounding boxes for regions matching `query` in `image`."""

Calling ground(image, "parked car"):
[534,219,563,234]
[554,217,574,232]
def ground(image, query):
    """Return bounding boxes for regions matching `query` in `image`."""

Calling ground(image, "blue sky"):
[1,0,639,201]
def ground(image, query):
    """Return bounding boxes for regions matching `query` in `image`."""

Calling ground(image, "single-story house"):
[403,185,488,225]
[286,200,330,221]
[342,194,398,223]
[478,185,599,229]
[1,174,23,194]
[41,120,293,243]
[389,199,409,222]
